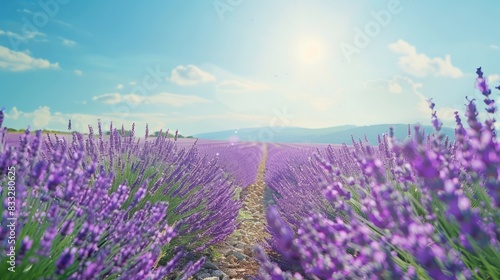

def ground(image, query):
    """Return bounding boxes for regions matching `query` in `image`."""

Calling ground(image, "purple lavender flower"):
[56,247,76,274]
[266,206,301,262]
[38,226,58,256]
[258,68,500,278]
[427,98,436,110]
[81,259,104,279]
[130,183,147,209]
[0,106,5,128]
[60,220,75,236]
[477,77,490,96]
[19,235,33,257]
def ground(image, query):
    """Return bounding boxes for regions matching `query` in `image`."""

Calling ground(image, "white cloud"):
[3,105,262,135]
[116,84,124,90]
[0,30,25,40]
[5,106,52,128]
[5,107,21,119]
[216,80,269,93]
[3,106,112,132]
[0,46,59,72]
[490,44,500,50]
[0,29,45,41]
[92,92,210,107]
[388,40,463,78]
[30,106,51,127]
[487,74,500,84]
[92,93,122,104]
[129,81,137,86]
[74,69,83,76]
[123,94,143,105]
[388,81,403,93]
[169,64,216,86]
[7,109,96,132]
[62,38,76,47]
[432,55,463,78]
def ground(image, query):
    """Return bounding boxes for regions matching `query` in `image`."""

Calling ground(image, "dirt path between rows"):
[212,143,270,279]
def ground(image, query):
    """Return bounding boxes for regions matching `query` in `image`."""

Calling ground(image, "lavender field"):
[1,67,500,279]
[1,1,500,280]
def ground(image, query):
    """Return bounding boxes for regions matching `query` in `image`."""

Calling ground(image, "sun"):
[296,38,325,64]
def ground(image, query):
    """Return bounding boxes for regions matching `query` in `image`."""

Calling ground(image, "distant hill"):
[194,124,456,144]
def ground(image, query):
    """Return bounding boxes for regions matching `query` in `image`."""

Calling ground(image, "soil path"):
[212,143,270,279]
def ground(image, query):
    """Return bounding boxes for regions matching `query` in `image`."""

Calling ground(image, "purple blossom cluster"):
[0,119,243,278]
[258,68,500,279]
[0,129,199,279]
[45,121,243,255]
[265,144,333,232]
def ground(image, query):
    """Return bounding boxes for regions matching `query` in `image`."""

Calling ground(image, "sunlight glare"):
[296,38,325,64]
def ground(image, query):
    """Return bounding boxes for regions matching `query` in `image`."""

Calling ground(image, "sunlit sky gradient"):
[1,1,499,135]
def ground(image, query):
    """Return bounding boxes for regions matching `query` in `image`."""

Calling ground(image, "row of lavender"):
[195,141,265,189]
[264,143,334,228]
[258,68,500,279]
[0,119,262,279]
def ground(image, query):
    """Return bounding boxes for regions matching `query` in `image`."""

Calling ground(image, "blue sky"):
[1,0,499,136]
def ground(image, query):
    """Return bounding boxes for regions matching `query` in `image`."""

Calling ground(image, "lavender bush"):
[44,122,244,263]
[0,128,204,279]
[265,144,334,233]
[258,68,500,279]
[0,115,244,278]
